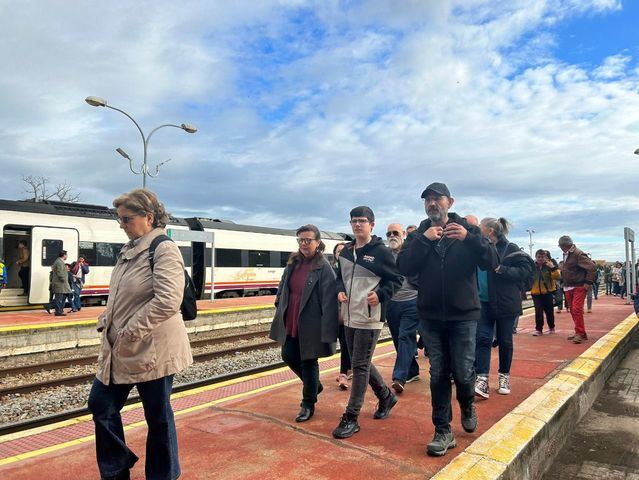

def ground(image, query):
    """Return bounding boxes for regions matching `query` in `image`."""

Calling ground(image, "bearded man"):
[385,223,421,394]
[397,182,496,457]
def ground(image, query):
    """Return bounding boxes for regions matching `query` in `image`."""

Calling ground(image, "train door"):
[29,227,79,304]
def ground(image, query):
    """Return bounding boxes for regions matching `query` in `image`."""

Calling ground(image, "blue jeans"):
[421,319,476,433]
[387,299,420,382]
[476,302,516,375]
[71,282,82,310]
[88,375,180,480]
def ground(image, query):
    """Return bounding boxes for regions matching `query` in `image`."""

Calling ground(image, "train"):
[0,198,351,308]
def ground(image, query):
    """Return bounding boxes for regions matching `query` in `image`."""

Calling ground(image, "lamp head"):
[85,96,107,107]
[181,123,197,134]
[634,148,639,155]
[116,148,130,160]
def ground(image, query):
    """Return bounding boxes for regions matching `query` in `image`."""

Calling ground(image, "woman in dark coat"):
[475,218,534,399]
[269,224,339,422]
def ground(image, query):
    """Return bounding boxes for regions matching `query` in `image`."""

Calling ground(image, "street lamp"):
[634,148,639,155]
[526,229,535,257]
[85,96,197,188]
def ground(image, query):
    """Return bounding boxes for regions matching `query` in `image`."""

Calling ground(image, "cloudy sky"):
[1,0,638,260]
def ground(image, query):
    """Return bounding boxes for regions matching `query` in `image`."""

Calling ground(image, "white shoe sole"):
[498,389,510,395]
[474,388,489,399]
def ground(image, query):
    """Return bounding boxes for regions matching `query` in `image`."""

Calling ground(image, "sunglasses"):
[386,230,401,238]
[297,238,316,245]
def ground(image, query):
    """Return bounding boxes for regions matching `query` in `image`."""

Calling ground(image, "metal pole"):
[526,229,535,256]
[211,232,215,302]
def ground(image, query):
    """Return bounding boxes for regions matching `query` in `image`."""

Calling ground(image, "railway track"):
[0,331,274,397]
[0,335,392,436]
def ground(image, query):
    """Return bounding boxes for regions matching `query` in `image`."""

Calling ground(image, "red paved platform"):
[0,295,632,479]
[0,296,276,329]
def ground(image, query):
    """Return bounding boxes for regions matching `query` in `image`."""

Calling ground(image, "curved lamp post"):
[526,228,535,257]
[85,96,197,188]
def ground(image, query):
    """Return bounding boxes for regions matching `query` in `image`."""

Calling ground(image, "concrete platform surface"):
[0,295,276,330]
[0,295,633,480]
[543,330,639,479]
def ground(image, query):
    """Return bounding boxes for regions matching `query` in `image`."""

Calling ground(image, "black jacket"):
[397,213,497,322]
[336,235,403,327]
[270,258,339,361]
[484,239,534,317]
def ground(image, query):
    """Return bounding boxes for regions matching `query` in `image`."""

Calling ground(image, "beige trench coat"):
[95,228,193,385]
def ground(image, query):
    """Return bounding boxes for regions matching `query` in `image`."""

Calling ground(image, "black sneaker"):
[373,391,398,419]
[426,431,457,456]
[332,414,360,439]
[391,379,405,394]
[461,404,477,433]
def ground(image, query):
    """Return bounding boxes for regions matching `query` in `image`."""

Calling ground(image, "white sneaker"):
[406,375,420,384]
[475,375,490,398]
[498,373,511,395]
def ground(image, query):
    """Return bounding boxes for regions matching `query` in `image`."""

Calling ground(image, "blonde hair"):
[112,189,169,228]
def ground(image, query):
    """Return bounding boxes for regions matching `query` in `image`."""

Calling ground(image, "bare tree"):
[22,175,81,203]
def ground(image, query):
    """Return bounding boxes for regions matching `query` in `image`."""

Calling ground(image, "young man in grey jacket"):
[332,206,403,439]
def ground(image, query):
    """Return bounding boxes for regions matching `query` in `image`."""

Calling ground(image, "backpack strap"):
[148,234,172,271]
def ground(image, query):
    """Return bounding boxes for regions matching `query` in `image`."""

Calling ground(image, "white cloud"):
[0,0,637,261]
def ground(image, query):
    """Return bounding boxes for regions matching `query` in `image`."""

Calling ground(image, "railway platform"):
[0,295,636,479]
[0,295,277,331]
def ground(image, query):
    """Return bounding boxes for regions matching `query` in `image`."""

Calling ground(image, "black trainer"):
[461,404,477,433]
[332,413,360,439]
[426,431,457,457]
[391,379,405,394]
[373,391,398,419]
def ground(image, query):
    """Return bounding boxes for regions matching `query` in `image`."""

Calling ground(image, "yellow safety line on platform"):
[0,305,274,333]
[0,342,393,465]
[431,312,639,480]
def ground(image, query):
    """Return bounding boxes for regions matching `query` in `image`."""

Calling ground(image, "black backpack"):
[148,235,198,322]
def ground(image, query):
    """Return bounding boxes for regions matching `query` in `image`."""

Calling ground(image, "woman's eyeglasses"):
[297,238,316,245]
[116,215,141,225]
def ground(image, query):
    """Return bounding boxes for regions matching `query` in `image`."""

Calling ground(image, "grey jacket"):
[270,257,339,361]
[52,257,71,294]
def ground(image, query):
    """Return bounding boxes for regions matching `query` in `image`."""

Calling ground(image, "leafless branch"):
[21,175,81,203]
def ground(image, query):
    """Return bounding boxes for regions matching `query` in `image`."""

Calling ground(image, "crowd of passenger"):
[81,185,625,479]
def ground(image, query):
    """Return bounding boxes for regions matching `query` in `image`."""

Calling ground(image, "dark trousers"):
[476,303,516,375]
[18,267,29,294]
[87,375,180,480]
[72,282,82,310]
[54,292,66,315]
[344,326,389,417]
[338,325,351,375]
[281,336,320,408]
[593,282,600,300]
[421,319,476,434]
[605,281,613,295]
[386,299,420,382]
[532,293,555,331]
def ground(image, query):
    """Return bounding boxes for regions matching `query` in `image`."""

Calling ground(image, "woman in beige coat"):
[88,189,192,480]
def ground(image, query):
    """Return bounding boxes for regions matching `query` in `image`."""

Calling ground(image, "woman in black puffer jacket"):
[474,218,534,400]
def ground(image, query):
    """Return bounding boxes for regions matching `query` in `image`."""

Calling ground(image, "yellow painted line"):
[432,311,639,480]
[0,319,99,332]
[0,342,393,464]
[0,306,45,312]
[0,305,275,333]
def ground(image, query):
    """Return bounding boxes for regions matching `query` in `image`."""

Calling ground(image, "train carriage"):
[0,199,350,308]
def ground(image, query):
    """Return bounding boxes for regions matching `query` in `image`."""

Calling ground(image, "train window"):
[96,242,124,266]
[41,239,63,266]
[249,250,269,267]
[279,251,292,267]
[179,246,192,267]
[79,241,97,265]
[215,248,242,267]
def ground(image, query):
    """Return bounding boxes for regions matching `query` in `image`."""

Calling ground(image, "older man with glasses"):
[385,223,422,394]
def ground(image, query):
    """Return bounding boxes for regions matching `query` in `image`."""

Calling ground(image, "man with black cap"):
[398,182,496,457]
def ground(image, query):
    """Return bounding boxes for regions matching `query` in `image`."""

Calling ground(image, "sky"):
[1,0,638,261]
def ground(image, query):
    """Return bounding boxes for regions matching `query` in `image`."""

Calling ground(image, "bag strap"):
[148,235,172,271]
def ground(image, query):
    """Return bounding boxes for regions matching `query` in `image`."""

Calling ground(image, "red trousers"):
[564,287,587,336]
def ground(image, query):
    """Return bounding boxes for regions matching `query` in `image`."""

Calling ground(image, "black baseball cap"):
[421,182,451,198]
